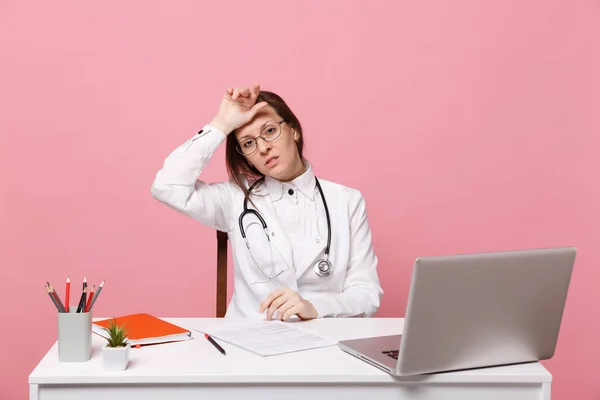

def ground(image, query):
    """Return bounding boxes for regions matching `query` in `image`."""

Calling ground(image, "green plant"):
[102,318,129,348]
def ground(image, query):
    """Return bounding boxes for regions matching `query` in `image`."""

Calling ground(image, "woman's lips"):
[265,156,280,168]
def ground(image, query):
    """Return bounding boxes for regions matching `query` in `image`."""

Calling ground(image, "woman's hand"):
[209,84,268,135]
[260,288,319,321]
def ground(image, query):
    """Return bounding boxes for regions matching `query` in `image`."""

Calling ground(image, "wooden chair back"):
[216,230,228,317]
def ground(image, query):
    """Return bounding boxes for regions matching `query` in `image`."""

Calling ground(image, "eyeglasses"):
[236,120,287,156]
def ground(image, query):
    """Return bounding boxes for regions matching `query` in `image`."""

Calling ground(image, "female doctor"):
[151,84,383,321]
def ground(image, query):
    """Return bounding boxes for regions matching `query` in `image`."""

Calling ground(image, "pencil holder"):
[57,306,92,362]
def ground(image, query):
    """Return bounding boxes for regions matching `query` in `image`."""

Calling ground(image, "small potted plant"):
[101,317,130,371]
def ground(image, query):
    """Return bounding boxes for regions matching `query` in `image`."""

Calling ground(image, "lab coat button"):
[288,189,294,195]
[316,239,320,243]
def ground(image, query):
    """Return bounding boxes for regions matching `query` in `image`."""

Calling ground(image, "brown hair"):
[225,90,305,203]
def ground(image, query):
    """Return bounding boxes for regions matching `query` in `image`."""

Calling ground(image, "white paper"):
[193,319,338,356]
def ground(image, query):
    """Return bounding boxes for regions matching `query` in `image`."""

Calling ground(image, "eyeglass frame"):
[235,119,288,156]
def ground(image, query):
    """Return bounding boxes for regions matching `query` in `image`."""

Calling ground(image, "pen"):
[205,333,226,355]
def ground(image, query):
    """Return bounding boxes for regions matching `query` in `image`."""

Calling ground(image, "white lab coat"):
[150,125,383,319]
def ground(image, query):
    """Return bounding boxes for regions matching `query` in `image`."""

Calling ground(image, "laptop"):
[338,246,576,376]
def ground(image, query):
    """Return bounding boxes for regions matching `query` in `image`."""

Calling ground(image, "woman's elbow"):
[150,178,175,205]
[365,287,383,317]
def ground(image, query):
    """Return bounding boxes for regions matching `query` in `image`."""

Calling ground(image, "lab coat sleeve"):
[150,125,236,232]
[309,192,383,318]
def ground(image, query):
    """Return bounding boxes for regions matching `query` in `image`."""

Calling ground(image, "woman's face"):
[235,106,304,182]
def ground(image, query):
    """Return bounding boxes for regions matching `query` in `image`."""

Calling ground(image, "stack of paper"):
[193,319,338,356]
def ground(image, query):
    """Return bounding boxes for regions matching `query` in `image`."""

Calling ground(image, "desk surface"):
[29,317,551,385]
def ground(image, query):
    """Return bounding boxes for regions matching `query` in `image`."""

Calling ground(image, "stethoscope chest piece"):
[314,259,333,277]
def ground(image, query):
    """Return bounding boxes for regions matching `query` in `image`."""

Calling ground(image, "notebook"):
[92,313,192,346]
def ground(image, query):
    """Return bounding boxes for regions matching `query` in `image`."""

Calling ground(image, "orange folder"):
[92,313,192,346]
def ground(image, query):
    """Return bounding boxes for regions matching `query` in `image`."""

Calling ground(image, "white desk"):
[29,318,551,400]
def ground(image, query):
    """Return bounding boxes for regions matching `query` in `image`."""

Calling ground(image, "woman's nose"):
[256,137,272,153]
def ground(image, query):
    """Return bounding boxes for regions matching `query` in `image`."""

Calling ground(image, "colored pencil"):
[89,280,104,311]
[65,276,70,313]
[47,282,66,313]
[77,277,87,312]
[76,287,87,313]
[84,285,95,313]
[46,284,62,312]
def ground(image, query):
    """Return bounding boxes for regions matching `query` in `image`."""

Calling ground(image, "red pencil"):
[84,285,95,313]
[65,276,70,313]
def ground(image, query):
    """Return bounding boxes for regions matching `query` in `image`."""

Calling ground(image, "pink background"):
[1,1,598,399]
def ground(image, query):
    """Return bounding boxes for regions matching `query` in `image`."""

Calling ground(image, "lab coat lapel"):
[295,179,334,278]
[295,240,327,278]
[257,197,294,275]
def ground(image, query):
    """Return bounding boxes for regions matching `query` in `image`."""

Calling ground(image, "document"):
[193,319,338,356]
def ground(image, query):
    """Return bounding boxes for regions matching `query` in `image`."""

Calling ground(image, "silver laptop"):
[338,246,576,376]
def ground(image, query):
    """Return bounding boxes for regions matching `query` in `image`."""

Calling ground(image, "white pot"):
[102,343,130,371]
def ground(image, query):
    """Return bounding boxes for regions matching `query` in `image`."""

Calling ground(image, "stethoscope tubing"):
[239,176,332,279]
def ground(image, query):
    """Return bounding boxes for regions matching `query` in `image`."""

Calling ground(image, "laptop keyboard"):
[382,350,399,360]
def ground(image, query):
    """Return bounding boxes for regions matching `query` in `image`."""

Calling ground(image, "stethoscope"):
[239,176,333,280]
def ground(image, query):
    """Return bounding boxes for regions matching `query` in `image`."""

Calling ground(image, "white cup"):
[57,306,92,362]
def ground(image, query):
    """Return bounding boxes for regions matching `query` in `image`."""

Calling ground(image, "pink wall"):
[1,1,598,398]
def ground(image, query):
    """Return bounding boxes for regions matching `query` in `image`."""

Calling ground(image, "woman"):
[151,84,383,321]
